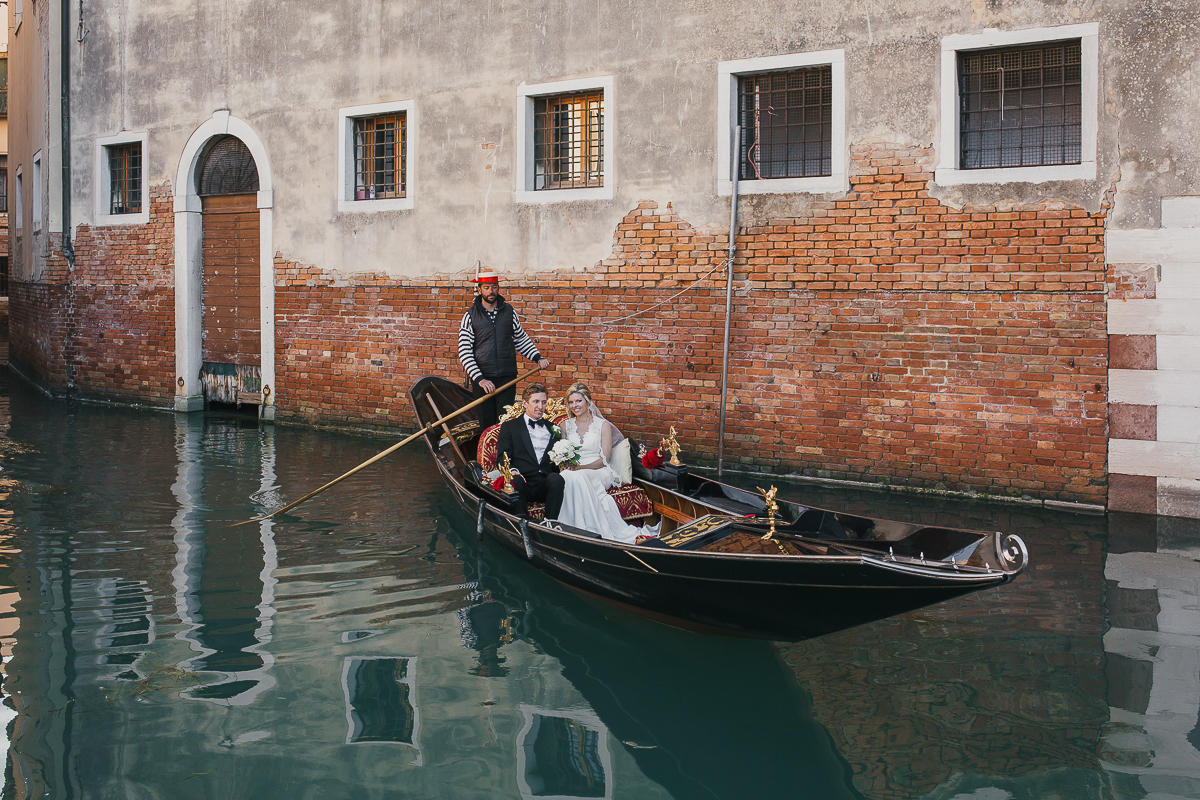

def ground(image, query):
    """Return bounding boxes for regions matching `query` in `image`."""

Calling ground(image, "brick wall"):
[278,143,1108,503]
[10,143,1111,504]
[7,186,175,404]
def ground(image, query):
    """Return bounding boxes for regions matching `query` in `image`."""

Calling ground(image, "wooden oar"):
[229,367,542,526]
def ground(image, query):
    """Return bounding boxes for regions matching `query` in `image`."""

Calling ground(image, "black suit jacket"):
[497,417,560,478]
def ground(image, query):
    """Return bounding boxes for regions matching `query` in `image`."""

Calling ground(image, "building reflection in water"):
[1100,513,1200,798]
[516,706,611,800]
[341,655,422,764]
[171,414,277,705]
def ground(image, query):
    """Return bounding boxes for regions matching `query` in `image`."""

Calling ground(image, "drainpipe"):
[60,0,73,266]
[716,126,740,479]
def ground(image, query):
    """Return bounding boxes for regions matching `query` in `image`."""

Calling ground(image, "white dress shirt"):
[524,414,552,459]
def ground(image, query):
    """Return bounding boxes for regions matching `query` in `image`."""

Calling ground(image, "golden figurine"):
[758,485,779,539]
[661,426,683,466]
[499,402,525,423]
[498,453,518,494]
[545,396,568,420]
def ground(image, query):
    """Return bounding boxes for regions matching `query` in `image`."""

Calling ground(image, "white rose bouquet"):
[548,439,581,468]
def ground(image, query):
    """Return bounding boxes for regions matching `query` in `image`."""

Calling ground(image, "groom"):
[497,383,565,520]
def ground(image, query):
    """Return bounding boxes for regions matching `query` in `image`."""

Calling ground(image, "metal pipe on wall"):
[716,125,741,478]
[60,0,74,266]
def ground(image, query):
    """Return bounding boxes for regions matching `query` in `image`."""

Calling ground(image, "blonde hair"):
[565,382,593,405]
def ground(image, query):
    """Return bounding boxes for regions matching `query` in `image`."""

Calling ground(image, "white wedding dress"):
[555,418,660,544]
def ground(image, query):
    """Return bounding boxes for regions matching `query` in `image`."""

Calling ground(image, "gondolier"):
[458,269,551,429]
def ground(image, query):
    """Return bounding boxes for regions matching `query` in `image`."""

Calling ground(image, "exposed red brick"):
[8,144,1112,505]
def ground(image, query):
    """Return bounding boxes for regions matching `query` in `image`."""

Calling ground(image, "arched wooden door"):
[199,136,261,406]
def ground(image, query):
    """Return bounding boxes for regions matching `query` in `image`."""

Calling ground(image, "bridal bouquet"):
[548,439,581,468]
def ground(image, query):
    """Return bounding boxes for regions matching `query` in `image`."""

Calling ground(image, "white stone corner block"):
[1162,196,1200,229]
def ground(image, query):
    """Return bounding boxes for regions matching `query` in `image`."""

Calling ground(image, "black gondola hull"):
[413,376,1026,642]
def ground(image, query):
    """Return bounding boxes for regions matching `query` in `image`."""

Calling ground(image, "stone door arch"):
[174,111,275,419]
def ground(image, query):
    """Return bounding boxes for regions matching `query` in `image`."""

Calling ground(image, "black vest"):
[469,296,517,378]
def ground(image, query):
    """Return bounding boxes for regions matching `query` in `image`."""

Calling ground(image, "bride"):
[553,382,661,544]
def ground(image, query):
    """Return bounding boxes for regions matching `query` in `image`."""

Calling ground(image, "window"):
[354,114,406,200]
[0,156,8,213]
[533,91,603,190]
[96,132,150,225]
[516,76,614,203]
[936,23,1098,185]
[32,153,41,232]
[0,58,8,116]
[108,143,142,214]
[738,67,832,180]
[717,50,846,196]
[338,100,415,212]
[959,41,1081,170]
[14,169,21,232]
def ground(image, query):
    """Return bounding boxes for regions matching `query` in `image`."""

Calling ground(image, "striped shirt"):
[458,303,541,382]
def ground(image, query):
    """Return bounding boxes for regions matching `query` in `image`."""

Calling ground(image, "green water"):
[0,369,1196,800]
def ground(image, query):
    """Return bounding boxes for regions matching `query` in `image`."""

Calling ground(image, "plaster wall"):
[64,0,1180,280]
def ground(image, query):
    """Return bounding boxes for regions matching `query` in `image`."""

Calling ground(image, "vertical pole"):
[717,126,741,479]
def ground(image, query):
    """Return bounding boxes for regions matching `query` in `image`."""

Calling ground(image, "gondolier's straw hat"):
[470,269,502,283]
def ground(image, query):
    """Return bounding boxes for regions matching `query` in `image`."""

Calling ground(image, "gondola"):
[410,375,1028,641]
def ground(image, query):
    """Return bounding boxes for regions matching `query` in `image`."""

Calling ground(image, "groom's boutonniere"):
[549,423,562,443]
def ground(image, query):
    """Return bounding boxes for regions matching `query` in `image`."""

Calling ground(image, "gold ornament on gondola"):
[499,402,525,423]
[498,453,518,494]
[661,427,683,466]
[758,485,779,539]
[545,396,568,420]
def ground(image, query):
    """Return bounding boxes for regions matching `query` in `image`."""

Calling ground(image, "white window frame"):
[716,50,847,197]
[14,168,22,233]
[935,23,1099,187]
[515,75,615,204]
[31,152,41,232]
[95,131,150,226]
[337,100,416,214]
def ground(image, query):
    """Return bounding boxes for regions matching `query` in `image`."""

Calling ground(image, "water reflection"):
[172,414,277,704]
[1100,514,1200,798]
[0,366,1197,799]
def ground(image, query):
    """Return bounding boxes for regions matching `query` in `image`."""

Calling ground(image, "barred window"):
[108,143,142,215]
[0,155,7,213]
[533,91,604,190]
[959,40,1082,170]
[354,114,406,200]
[739,67,832,180]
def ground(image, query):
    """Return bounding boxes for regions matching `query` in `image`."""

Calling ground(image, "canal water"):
[0,368,1197,800]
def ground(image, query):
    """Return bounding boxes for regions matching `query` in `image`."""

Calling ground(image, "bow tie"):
[528,418,550,429]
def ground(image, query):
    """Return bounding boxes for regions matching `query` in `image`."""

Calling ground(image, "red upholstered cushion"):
[607,484,653,520]
[478,424,502,472]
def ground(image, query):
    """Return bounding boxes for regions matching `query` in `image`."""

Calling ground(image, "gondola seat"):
[477,422,654,522]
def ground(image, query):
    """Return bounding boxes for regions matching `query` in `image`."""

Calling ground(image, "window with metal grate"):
[959,40,1082,170]
[354,114,406,200]
[738,66,832,180]
[107,143,142,214]
[533,91,604,190]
